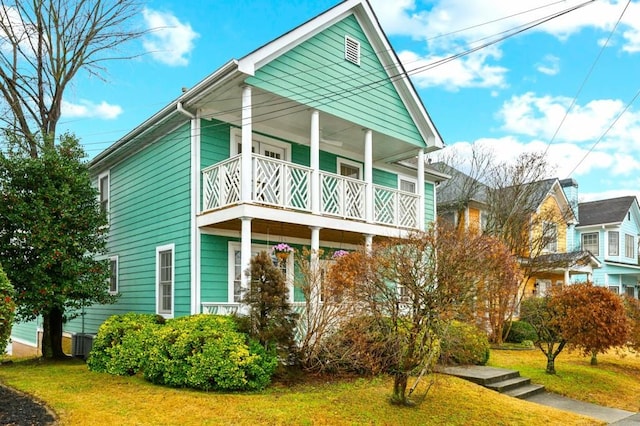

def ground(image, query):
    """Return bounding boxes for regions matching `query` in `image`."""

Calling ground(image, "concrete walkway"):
[524,392,635,424]
[441,365,637,424]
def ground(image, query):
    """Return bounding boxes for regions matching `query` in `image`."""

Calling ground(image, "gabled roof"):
[91,0,443,171]
[429,162,489,207]
[577,196,638,227]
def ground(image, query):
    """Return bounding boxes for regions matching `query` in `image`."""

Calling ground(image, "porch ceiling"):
[193,81,420,163]
[201,218,369,247]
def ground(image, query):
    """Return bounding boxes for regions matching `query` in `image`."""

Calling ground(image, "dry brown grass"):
[0,359,600,425]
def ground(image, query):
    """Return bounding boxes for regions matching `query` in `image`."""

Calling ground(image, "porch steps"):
[440,365,545,399]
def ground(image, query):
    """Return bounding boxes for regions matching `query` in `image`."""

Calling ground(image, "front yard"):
[0,354,602,425]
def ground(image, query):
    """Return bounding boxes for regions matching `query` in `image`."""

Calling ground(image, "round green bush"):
[142,315,277,391]
[503,320,537,344]
[0,264,16,355]
[87,312,165,374]
[439,321,490,366]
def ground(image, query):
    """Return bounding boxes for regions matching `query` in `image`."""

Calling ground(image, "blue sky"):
[57,0,640,203]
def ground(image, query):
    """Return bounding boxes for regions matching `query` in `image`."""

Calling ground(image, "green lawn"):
[0,357,601,426]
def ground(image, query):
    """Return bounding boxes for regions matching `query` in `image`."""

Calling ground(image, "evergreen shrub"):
[439,321,490,366]
[503,320,538,343]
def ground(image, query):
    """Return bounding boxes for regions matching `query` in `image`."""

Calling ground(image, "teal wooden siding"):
[10,319,40,346]
[373,169,396,188]
[201,119,231,169]
[424,182,435,224]
[201,234,233,303]
[246,15,425,147]
[65,124,193,335]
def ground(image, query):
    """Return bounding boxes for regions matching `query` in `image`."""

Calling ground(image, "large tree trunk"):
[545,355,556,375]
[391,373,409,405]
[41,306,67,359]
[591,351,598,366]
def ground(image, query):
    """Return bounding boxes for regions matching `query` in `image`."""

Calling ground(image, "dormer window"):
[344,35,360,65]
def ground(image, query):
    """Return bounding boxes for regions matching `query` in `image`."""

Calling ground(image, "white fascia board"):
[90,60,239,172]
[238,0,362,76]
[197,204,413,238]
[353,5,444,151]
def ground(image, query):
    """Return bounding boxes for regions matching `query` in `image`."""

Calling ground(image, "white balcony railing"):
[373,185,420,229]
[201,302,241,315]
[201,154,420,229]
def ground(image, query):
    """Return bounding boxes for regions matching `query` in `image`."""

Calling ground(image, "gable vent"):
[344,35,360,65]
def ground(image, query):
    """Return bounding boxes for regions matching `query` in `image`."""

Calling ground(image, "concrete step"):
[440,366,520,386]
[504,383,546,399]
[485,376,531,393]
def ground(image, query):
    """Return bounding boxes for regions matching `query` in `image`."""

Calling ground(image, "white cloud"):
[400,46,508,91]
[536,54,559,75]
[62,100,122,120]
[497,93,636,143]
[142,8,199,67]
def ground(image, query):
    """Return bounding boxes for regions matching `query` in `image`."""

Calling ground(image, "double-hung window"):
[609,231,619,256]
[98,172,109,221]
[109,256,118,294]
[626,234,635,258]
[582,232,599,256]
[156,244,174,318]
[542,222,558,252]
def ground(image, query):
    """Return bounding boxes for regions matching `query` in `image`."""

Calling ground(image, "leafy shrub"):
[503,320,537,343]
[0,264,15,354]
[439,321,490,366]
[87,313,165,374]
[142,315,277,391]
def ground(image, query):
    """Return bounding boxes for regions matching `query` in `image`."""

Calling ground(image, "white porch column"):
[365,234,373,253]
[240,217,252,296]
[417,149,425,231]
[310,110,320,214]
[241,85,252,203]
[564,269,570,285]
[310,226,321,305]
[190,113,201,314]
[364,129,373,223]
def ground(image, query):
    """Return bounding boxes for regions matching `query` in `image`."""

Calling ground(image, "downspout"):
[177,102,200,315]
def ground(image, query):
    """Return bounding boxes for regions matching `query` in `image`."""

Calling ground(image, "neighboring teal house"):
[10,0,445,354]
[568,191,640,296]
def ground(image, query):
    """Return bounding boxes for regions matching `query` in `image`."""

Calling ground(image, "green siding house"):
[10,0,445,353]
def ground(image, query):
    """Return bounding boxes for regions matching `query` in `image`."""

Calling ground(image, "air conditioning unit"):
[71,333,95,359]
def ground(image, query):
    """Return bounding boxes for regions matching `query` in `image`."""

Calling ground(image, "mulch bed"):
[0,383,57,426]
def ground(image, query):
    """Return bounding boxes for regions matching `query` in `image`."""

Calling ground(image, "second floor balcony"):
[201,153,421,230]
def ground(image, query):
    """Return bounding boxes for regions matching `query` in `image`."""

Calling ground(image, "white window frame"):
[608,231,619,256]
[336,158,362,180]
[156,244,175,318]
[229,128,291,162]
[582,232,599,256]
[609,286,620,294]
[228,242,294,303]
[626,234,635,258]
[109,255,119,295]
[398,175,417,194]
[98,171,110,222]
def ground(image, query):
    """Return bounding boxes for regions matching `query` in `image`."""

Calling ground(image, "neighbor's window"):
[626,286,635,298]
[609,286,620,294]
[542,222,558,252]
[157,244,174,317]
[608,231,619,256]
[626,234,635,258]
[582,232,599,256]
[109,256,118,294]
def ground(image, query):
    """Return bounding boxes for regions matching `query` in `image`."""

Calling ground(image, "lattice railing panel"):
[286,166,310,210]
[321,173,341,215]
[398,192,419,229]
[254,157,283,205]
[374,186,395,225]
[344,179,365,219]
[202,156,240,211]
